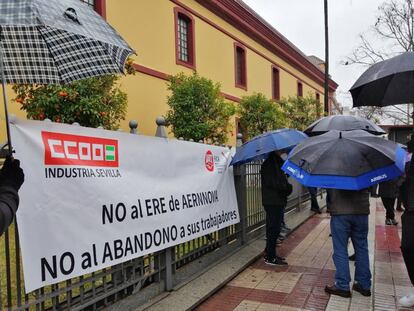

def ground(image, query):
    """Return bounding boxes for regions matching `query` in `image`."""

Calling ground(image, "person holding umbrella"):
[324,188,372,297]
[399,137,414,307]
[0,157,24,235]
[283,130,406,298]
[261,151,292,266]
[378,178,399,226]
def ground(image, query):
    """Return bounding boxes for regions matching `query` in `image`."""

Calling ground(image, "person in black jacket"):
[399,138,414,307]
[379,178,399,225]
[0,157,24,236]
[261,151,292,266]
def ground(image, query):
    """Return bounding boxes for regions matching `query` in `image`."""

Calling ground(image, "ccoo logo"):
[42,131,119,167]
[205,150,214,172]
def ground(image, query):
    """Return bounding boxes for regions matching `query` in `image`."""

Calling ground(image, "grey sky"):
[243,0,384,108]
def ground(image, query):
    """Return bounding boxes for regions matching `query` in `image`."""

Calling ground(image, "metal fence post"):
[154,117,174,291]
[129,120,138,134]
[234,134,247,244]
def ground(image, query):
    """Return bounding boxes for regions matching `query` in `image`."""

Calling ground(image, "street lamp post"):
[324,0,329,115]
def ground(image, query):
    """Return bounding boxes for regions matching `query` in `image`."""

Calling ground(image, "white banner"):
[10,119,239,292]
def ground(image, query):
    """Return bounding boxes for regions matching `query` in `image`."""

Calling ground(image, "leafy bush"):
[165,72,235,144]
[12,59,136,130]
[238,93,287,140]
[279,95,323,131]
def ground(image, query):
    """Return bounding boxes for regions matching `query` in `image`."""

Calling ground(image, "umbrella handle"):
[0,38,12,157]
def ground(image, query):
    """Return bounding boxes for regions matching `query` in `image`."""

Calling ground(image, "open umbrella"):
[282,130,405,190]
[304,115,385,136]
[230,129,307,166]
[350,52,414,110]
[0,0,135,153]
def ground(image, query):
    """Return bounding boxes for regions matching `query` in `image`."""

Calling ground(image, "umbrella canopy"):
[304,115,385,136]
[0,0,135,84]
[282,130,406,190]
[230,129,308,166]
[350,52,414,107]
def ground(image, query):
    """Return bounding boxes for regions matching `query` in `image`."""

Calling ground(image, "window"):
[272,66,280,101]
[316,92,320,102]
[79,0,105,17]
[80,0,95,7]
[297,81,303,97]
[174,8,195,69]
[234,43,247,89]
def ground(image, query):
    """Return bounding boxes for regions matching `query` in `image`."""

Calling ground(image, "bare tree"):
[345,0,414,124]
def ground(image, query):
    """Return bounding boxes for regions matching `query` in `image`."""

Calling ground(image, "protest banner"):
[10,119,239,292]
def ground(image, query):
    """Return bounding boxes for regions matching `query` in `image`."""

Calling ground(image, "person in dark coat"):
[308,187,321,213]
[0,157,25,236]
[399,138,414,307]
[325,188,371,298]
[261,151,292,266]
[379,179,399,225]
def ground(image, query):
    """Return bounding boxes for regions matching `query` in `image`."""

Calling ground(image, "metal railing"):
[0,120,313,311]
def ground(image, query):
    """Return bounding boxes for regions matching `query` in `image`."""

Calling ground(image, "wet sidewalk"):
[197,199,414,311]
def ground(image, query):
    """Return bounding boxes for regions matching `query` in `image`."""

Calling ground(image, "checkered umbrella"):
[0,0,134,84]
[0,0,135,153]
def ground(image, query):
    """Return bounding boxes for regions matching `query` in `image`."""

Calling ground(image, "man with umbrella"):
[399,137,414,307]
[0,157,24,235]
[283,130,406,298]
[325,188,372,297]
[261,151,292,266]
[350,51,414,307]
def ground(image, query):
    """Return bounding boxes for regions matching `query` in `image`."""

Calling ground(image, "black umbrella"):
[282,130,405,190]
[350,52,414,108]
[304,115,386,136]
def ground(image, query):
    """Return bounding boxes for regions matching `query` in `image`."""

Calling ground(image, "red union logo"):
[42,132,119,167]
[205,150,214,172]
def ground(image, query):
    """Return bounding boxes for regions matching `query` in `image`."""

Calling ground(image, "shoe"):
[399,292,414,307]
[311,208,322,214]
[391,219,398,225]
[264,255,286,261]
[349,254,356,261]
[325,285,351,298]
[352,283,371,297]
[385,218,393,225]
[265,257,288,266]
[281,226,291,233]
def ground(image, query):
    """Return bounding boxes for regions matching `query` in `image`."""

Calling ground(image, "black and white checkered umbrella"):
[0,0,135,154]
[0,0,134,84]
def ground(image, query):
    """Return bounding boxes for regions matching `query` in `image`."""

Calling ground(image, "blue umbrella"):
[230,129,308,166]
[282,130,406,190]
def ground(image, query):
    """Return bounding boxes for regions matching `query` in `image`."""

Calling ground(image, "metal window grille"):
[178,16,190,63]
[79,0,95,8]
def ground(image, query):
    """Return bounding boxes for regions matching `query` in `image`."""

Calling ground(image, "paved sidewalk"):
[197,199,414,311]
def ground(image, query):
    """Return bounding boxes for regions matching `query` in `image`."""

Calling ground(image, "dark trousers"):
[264,204,283,259]
[308,187,320,211]
[381,197,396,220]
[401,211,414,286]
